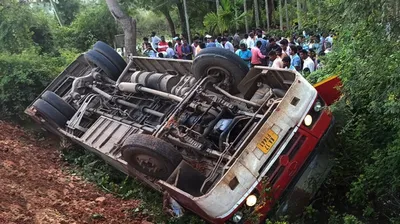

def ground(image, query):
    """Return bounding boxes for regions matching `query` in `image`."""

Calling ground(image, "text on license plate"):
[257,129,278,154]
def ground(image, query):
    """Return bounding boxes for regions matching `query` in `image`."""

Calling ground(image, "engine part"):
[131,71,180,93]
[118,82,183,102]
[250,83,273,105]
[213,119,233,134]
[213,85,261,107]
[91,85,164,117]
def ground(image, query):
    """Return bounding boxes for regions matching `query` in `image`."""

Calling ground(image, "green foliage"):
[52,0,80,25]
[0,51,67,120]
[0,3,37,54]
[203,0,246,34]
[302,0,400,221]
[54,2,119,52]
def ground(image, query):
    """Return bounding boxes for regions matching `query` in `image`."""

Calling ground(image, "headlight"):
[304,114,313,126]
[246,194,257,207]
[314,101,323,112]
[232,212,243,223]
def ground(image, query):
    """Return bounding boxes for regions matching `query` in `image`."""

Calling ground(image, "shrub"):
[0,51,69,120]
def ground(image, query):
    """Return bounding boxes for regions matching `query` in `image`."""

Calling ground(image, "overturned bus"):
[25,42,339,223]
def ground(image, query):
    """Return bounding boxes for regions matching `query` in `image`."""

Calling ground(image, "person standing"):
[192,40,199,57]
[166,42,175,58]
[289,45,302,71]
[206,36,217,48]
[174,38,183,59]
[157,36,168,52]
[181,39,193,60]
[247,32,255,49]
[299,49,315,72]
[235,43,252,68]
[279,39,290,58]
[251,41,266,67]
[282,56,296,70]
[142,37,150,53]
[150,31,161,51]
[269,50,283,68]
[215,36,224,48]
[222,38,234,52]
[233,30,241,46]
[143,43,157,58]
[240,34,249,48]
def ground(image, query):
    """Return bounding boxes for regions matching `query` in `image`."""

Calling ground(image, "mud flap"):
[313,75,342,106]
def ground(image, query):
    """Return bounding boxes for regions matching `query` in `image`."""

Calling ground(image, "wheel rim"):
[205,66,233,91]
[135,154,165,175]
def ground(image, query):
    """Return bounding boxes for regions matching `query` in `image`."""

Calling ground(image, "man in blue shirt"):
[235,43,252,68]
[282,56,296,71]
[206,36,217,48]
[289,45,302,71]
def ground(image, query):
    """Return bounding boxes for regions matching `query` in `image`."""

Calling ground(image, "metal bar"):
[116,58,135,85]
[91,86,164,117]
[213,85,261,107]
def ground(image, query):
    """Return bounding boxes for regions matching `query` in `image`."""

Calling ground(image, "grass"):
[60,146,205,224]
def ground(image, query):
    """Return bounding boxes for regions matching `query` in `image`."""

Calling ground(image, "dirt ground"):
[0,121,149,224]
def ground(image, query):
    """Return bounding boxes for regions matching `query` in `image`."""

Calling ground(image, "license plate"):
[257,129,278,154]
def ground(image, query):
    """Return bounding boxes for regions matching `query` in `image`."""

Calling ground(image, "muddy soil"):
[0,121,148,224]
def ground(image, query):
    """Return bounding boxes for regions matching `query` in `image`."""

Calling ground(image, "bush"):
[0,51,70,121]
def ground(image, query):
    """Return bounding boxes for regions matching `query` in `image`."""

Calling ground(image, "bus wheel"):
[32,99,68,127]
[192,48,249,93]
[41,91,76,120]
[121,134,182,180]
[84,49,120,80]
[93,41,127,74]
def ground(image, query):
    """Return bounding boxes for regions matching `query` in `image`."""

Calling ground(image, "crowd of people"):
[141,29,334,75]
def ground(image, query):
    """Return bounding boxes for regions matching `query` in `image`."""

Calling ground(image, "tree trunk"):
[234,0,238,30]
[254,0,260,28]
[297,0,301,30]
[183,0,191,43]
[285,0,289,29]
[270,0,275,28]
[265,0,270,31]
[244,0,249,33]
[160,8,176,37]
[176,1,187,37]
[105,0,136,56]
[279,0,283,30]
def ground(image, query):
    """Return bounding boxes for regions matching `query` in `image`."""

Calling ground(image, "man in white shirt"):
[222,38,234,52]
[247,32,255,49]
[268,50,283,68]
[299,49,315,73]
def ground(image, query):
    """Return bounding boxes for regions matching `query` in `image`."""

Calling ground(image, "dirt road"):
[0,121,146,224]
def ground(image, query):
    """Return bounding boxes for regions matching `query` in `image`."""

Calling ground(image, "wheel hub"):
[136,154,163,174]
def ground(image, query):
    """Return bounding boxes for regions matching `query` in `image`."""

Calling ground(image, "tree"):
[254,0,260,28]
[130,0,177,37]
[203,0,246,34]
[278,0,283,30]
[51,0,80,25]
[264,0,270,31]
[105,0,136,56]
